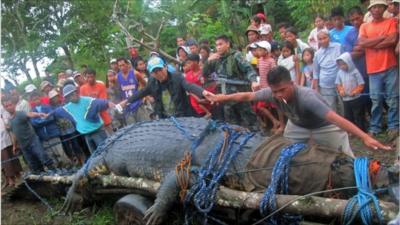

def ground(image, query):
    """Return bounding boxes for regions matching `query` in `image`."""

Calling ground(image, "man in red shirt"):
[358,0,399,139]
[79,69,113,135]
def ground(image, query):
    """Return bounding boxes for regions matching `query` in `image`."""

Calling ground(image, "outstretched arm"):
[204,91,256,103]
[325,111,390,150]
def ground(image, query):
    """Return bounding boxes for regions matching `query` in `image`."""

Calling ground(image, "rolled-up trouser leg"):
[284,120,354,158]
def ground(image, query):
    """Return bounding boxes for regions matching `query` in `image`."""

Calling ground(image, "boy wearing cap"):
[25,84,50,107]
[119,56,209,119]
[30,92,72,167]
[73,71,86,87]
[40,81,53,96]
[48,89,86,164]
[50,84,116,153]
[358,0,399,140]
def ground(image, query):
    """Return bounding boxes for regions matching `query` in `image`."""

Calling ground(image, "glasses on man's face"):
[118,63,126,68]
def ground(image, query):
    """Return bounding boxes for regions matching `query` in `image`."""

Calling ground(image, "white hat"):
[368,0,388,9]
[24,84,37,93]
[255,41,271,52]
[48,89,59,99]
[259,24,272,35]
[110,59,117,64]
[249,43,258,49]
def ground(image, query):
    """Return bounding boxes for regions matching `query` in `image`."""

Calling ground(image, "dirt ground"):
[1,135,398,225]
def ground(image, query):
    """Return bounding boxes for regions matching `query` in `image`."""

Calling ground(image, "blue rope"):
[170,117,217,157]
[22,177,53,212]
[342,157,384,225]
[259,143,307,225]
[184,124,254,224]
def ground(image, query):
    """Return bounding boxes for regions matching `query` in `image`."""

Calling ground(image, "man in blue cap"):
[119,56,210,119]
[50,84,116,153]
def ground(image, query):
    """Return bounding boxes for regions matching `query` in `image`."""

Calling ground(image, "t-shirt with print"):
[359,18,398,74]
[302,64,313,88]
[254,86,331,129]
[9,111,36,148]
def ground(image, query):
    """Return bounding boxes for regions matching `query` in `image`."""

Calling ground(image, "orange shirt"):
[80,82,112,126]
[359,18,398,74]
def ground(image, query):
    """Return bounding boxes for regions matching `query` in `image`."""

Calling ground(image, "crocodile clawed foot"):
[144,204,164,225]
[60,189,83,215]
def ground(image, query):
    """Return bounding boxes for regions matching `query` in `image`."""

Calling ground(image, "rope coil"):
[259,142,307,225]
[342,157,384,225]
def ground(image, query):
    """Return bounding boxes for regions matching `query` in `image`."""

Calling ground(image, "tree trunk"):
[20,64,34,84]
[24,173,398,224]
[30,55,41,82]
[61,45,74,69]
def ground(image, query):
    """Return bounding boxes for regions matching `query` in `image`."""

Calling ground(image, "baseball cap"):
[110,59,117,64]
[255,41,271,52]
[48,89,59,99]
[147,57,165,73]
[40,80,52,91]
[24,84,37,93]
[62,84,77,97]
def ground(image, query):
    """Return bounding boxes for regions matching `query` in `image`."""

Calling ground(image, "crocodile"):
[61,117,391,225]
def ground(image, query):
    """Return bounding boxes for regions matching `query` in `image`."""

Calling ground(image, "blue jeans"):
[369,67,399,133]
[22,135,53,172]
[84,129,107,153]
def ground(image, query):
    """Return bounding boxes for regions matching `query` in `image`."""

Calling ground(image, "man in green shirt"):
[202,35,260,130]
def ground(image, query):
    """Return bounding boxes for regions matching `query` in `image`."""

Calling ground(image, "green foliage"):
[1,0,367,87]
[286,0,360,34]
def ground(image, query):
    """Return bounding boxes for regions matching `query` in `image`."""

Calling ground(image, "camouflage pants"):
[218,102,258,131]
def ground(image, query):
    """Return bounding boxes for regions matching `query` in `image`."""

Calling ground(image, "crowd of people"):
[1,0,398,188]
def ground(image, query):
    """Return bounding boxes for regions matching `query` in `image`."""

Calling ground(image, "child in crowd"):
[199,45,211,68]
[256,41,276,88]
[183,54,212,118]
[2,96,55,174]
[30,92,72,167]
[248,43,259,72]
[278,41,300,84]
[270,42,281,61]
[254,41,282,133]
[335,52,366,131]
[307,15,327,50]
[106,70,126,129]
[300,48,315,88]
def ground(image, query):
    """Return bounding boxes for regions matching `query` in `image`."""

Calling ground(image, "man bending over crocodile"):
[204,66,391,157]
